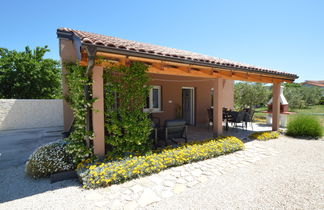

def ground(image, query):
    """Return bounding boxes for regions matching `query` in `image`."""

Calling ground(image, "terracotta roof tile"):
[57,28,298,79]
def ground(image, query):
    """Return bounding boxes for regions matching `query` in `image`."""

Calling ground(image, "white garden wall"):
[0,99,63,131]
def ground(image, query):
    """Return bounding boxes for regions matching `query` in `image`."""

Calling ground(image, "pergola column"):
[213,78,223,136]
[92,65,105,158]
[59,39,78,132]
[272,83,281,131]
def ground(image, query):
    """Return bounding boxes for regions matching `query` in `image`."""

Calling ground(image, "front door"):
[182,87,195,125]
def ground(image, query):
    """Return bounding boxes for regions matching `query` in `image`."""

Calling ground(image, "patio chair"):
[208,107,231,131]
[160,119,188,145]
[243,110,255,130]
[228,111,245,129]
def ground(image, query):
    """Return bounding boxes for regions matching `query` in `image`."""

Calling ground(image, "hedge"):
[77,136,244,189]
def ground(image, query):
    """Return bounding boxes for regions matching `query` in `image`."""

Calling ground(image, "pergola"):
[57,28,298,157]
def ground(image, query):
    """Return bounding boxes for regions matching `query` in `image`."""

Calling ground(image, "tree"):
[234,82,271,109]
[283,85,305,109]
[283,83,322,108]
[0,46,61,99]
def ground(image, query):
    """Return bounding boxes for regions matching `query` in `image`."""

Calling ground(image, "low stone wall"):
[0,99,63,131]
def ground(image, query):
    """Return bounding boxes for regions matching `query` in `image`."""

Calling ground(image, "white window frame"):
[144,85,161,113]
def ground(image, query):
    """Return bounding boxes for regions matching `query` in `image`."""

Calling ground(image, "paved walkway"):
[0,126,63,169]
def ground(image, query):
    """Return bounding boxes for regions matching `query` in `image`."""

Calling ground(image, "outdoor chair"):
[243,110,255,130]
[208,107,232,131]
[160,119,188,145]
[228,111,245,129]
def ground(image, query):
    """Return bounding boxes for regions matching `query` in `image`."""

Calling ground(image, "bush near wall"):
[248,131,280,141]
[286,115,323,139]
[77,136,244,189]
[25,141,75,178]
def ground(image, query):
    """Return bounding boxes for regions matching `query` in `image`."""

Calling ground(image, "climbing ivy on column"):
[63,62,94,164]
[103,62,152,156]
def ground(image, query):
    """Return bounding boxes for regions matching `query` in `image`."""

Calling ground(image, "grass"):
[253,105,324,127]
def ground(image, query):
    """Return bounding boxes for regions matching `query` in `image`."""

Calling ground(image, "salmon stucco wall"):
[59,39,78,131]
[148,73,234,126]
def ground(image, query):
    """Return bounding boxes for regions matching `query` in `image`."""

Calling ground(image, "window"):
[144,86,161,112]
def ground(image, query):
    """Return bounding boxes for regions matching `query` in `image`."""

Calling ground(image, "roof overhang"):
[57,29,298,83]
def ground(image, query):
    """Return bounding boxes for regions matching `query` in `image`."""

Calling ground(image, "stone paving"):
[86,140,279,210]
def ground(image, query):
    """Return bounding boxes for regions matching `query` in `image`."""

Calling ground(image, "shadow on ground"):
[0,127,81,203]
[0,165,80,203]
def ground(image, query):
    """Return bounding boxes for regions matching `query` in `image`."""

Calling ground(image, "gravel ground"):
[149,136,324,210]
[0,136,323,210]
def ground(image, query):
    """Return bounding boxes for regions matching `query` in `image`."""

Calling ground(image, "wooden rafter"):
[81,51,294,83]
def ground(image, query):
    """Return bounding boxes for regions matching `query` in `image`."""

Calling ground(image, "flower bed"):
[248,131,279,141]
[77,136,244,189]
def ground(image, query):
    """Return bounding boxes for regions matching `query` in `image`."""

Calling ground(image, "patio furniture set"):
[150,108,254,147]
[207,108,255,131]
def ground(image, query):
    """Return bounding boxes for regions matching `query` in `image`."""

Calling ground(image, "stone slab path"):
[87,141,279,209]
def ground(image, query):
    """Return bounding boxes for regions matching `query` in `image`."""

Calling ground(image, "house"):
[302,80,324,95]
[57,28,298,157]
[302,80,324,88]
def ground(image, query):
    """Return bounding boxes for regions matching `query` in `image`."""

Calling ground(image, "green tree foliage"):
[234,82,271,109]
[103,62,152,156]
[283,83,322,109]
[0,46,61,99]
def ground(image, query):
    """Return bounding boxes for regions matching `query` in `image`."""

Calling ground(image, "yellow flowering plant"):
[77,136,244,189]
[248,131,279,141]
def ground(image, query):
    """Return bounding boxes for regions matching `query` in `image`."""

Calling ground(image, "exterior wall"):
[0,99,63,131]
[59,38,78,132]
[149,74,234,126]
[221,78,234,108]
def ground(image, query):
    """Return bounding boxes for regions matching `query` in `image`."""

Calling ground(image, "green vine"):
[103,62,152,156]
[63,62,94,164]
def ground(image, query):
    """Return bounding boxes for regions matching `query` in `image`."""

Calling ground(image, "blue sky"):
[0,0,323,82]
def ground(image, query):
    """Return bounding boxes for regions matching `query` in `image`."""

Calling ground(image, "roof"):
[57,28,298,79]
[303,80,324,87]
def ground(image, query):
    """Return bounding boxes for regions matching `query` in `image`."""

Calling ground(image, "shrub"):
[25,141,75,178]
[286,115,323,139]
[77,136,244,189]
[249,131,279,141]
[103,62,152,156]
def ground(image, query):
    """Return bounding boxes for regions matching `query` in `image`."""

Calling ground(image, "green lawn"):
[253,105,324,126]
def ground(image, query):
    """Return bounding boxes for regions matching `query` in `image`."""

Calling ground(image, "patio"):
[161,123,273,146]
